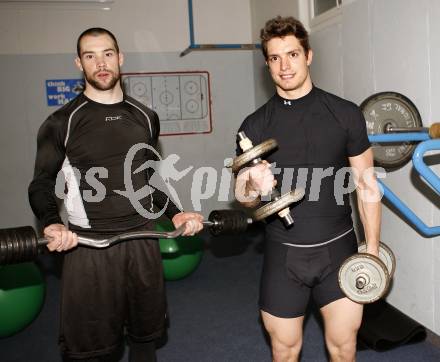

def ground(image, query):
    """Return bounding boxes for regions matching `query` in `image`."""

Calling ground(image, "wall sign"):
[46,79,84,106]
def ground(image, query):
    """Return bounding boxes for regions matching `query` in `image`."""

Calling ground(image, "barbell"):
[0,209,251,265]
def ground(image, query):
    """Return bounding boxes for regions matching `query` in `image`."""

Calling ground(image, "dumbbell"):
[0,209,252,265]
[232,131,305,227]
[338,241,396,304]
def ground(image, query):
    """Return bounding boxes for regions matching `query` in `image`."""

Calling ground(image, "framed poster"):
[122,71,212,136]
[46,79,84,106]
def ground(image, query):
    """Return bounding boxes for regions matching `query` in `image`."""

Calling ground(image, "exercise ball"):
[0,262,45,337]
[156,221,204,281]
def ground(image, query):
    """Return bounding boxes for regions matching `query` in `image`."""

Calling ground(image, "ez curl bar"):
[0,209,251,266]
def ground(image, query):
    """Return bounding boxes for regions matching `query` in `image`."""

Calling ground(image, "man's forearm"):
[357,194,381,253]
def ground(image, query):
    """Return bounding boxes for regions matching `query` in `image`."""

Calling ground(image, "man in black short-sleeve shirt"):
[28,28,203,362]
[234,17,381,361]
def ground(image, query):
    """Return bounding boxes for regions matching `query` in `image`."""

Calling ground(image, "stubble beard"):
[84,68,121,91]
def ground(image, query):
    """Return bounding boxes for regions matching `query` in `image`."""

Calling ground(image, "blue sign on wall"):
[46,79,84,106]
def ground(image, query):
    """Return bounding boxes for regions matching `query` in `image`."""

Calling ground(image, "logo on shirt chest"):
[105,115,123,122]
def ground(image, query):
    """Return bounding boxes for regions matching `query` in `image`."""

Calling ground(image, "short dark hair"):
[260,16,310,60]
[76,27,119,57]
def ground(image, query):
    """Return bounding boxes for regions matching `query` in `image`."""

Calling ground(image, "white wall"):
[250,0,299,42]
[309,0,440,334]
[192,0,253,44]
[0,0,257,229]
[0,0,254,55]
[250,0,301,107]
[0,0,190,54]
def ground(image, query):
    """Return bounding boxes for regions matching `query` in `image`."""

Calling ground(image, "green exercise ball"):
[0,262,45,338]
[156,221,204,281]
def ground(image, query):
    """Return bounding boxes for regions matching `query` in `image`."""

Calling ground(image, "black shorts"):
[259,230,357,318]
[59,229,166,359]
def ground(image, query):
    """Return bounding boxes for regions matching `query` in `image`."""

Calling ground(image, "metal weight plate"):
[338,253,390,304]
[358,241,396,278]
[360,92,423,169]
[253,188,305,221]
[231,139,278,173]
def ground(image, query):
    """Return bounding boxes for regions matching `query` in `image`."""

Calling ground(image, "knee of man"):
[271,337,302,362]
[326,337,357,359]
[270,331,303,352]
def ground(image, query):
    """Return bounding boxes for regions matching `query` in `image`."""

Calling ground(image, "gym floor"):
[2,225,440,361]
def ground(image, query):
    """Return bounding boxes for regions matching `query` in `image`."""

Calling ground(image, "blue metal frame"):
[180,0,261,57]
[368,133,430,143]
[368,132,440,236]
[413,140,440,194]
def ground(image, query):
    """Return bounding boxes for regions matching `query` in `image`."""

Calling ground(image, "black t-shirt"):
[237,86,370,244]
[29,93,181,234]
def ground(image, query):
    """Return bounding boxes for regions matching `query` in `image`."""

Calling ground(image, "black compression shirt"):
[237,86,370,244]
[29,93,181,234]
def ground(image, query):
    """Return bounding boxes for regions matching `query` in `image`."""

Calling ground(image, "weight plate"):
[360,92,423,170]
[208,209,249,236]
[253,188,305,221]
[338,253,390,304]
[0,237,6,264]
[232,139,278,173]
[358,241,396,278]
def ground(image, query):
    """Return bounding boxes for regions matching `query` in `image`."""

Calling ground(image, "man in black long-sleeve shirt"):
[29,27,203,362]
